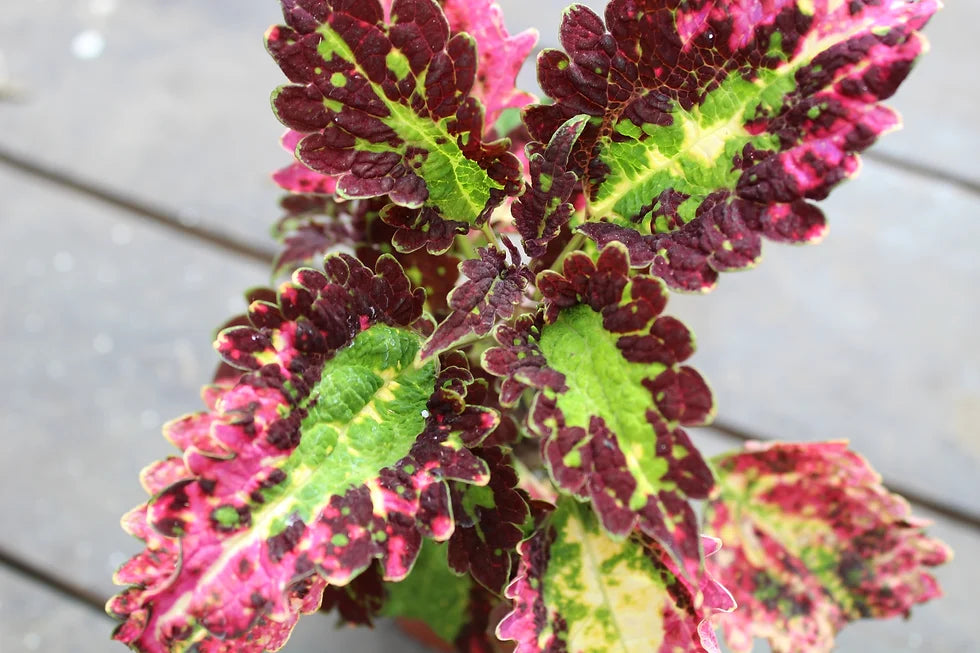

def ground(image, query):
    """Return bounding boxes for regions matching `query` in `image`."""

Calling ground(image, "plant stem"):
[552,232,586,271]
[454,233,478,260]
[481,223,500,251]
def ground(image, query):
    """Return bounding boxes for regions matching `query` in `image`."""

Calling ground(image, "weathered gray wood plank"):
[0,1,285,245]
[0,568,110,653]
[0,167,267,598]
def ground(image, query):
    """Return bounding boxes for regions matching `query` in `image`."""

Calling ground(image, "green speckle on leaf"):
[385,49,411,80]
[767,31,785,59]
[213,506,240,528]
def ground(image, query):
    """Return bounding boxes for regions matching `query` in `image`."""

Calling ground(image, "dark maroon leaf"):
[421,242,533,358]
[268,0,523,253]
[513,115,588,260]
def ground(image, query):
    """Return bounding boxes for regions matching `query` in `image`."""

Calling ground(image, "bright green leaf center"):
[262,323,435,536]
[537,304,672,504]
[589,68,793,228]
[315,26,496,222]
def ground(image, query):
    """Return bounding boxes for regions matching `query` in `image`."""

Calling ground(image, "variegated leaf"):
[497,498,735,652]
[483,243,715,578]
[447,446,531,593]
[108,254,498,652]
[268,0,523,252]
[705,441,951,653]
[527,0,938,291]
[422,242,533,358]
[512,115,588,261]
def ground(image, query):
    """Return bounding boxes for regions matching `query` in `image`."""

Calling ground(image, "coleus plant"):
[108,0,951,651]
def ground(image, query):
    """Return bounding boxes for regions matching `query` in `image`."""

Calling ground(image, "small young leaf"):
[528,0,938,291]
[422,243,533,358]
[439,0,538,130]
[108,254,498,652]
[269,195,462,317]
[512,115,588,260]
[267,0,523,252]
[705,441,951,653]
[483,243,715,578]
[497,498,735,653]
[447,447,531,593]
[271,194,366,277]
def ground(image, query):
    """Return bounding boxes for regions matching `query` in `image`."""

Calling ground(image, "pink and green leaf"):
[438,0,538,130]
[483,243,715,578]
[704,441,952,653]
[528,0,938,291]
[497,498,735,653]
[108,254,499,652]
[267,0,523,252]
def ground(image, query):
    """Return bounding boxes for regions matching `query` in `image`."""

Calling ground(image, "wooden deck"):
[1,1,977,651]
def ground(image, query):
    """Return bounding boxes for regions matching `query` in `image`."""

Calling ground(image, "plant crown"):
[109,1,950,652]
